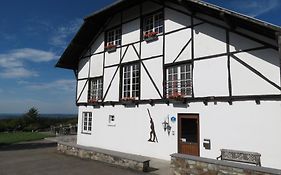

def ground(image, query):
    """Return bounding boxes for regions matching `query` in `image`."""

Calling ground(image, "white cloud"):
[20,79,76,92]
[228,0,280,17]
[1,68,38,79]
[49,18,83,48]
[0,48,58,78]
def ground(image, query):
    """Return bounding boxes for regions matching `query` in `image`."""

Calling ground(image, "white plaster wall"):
[121,44,140,63]
[141,36,163,59]
[142,1,162,15]
[105,48,121,67]
[165,28,192,64]
[91,32,104,54]
[165,8,191,33]
[236,27,277,47]
[90,54,103,77]
[194,23,226,58]
[164,1,191,14]
[77,101,281,169]
[234,49,280,88]
[122,5,140,23]
[122,19,140,45]
[229,32,263,52]
[195,13,229,29]
[141,56,163,99]
[103,66,120,101]
[106,13,121,29]
[78,57,90,79]
[198,101,281,169]
[231,53,281,96]
[77,80,88,103]
[193,56,229,97]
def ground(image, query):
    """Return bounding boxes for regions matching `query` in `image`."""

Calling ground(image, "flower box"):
[88,98,99,104]
[168,93,185,101]
[105,44,117,52]
[143,31,158,42]
[122,97,136,101]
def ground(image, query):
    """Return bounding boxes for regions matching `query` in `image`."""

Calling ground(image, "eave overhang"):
[55,0,281,70]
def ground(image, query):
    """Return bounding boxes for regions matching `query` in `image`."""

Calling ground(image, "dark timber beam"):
[220,12,236,30]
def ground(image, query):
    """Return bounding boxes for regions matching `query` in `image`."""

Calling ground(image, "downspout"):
[279,35,281,91]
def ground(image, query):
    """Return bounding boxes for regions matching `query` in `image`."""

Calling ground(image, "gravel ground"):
[0,140,146,175]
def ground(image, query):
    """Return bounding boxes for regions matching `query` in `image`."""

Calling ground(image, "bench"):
[217,149,261,166]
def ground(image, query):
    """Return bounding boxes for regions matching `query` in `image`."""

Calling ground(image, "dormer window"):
[105,27,121,51]
[143,12,164,40]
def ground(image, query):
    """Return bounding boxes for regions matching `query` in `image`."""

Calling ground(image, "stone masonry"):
[171,153,281,175]
[57,142,150,172]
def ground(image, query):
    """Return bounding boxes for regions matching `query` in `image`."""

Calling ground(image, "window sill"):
[81,132,91,135]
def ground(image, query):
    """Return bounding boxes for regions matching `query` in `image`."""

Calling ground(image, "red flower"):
[168,92,184,99]
[88,98,97,103]
[122,97,136,101]
[105,43,117,49]
[144,31,158,39]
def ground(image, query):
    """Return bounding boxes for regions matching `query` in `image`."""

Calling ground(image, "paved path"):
[0,140,147,175]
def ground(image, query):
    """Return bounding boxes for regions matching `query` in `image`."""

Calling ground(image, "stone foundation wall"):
[57,142,149,172]
[171,154,281,175]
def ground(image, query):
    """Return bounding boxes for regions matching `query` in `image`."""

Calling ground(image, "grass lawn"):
[0,132,54,145]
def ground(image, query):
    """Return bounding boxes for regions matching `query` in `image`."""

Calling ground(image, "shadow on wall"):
[194,22,279,67]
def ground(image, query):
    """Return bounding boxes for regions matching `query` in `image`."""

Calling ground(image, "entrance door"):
[178,114,200,156]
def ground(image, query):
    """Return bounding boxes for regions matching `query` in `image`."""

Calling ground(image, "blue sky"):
[0,0,280,114]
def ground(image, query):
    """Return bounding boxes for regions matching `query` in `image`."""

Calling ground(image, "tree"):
[23,107,40,131]
[24,107,39,121]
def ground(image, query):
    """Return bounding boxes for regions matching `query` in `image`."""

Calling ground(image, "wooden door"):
[178,114,200,156]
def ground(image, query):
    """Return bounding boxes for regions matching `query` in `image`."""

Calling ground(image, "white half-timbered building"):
[56,0,281,169]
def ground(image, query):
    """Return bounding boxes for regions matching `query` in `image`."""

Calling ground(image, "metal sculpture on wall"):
[162,116,172,136]
[147,109,158,143]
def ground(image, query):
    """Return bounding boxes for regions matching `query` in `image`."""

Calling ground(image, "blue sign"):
[171,116,176,123]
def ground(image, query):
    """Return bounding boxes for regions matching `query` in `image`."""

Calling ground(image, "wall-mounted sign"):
[171,116,176,123]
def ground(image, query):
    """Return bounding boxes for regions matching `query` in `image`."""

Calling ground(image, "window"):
[122,63,140,100]
[105,27,122,47]
[82,112,92,133]
[166,64,192,98]
[143,12,164,36]
[88,78,103,103]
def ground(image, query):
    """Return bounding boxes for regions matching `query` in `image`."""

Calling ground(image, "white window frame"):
[105,27,122,47]
[143,11,164,36]
[89,78,103,102]
[166,64,192,98]
[122,63,140,100]
[82,112,92,134]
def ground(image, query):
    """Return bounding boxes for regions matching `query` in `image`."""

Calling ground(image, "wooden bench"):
[217,149,261,166]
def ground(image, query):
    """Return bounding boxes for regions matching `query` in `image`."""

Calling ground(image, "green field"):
[0,132,54,145]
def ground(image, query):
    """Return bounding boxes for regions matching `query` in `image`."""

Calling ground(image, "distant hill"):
[0,113,77,120]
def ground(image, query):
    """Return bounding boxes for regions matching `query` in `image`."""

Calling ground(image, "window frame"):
[82,112,92,134]
[88,77,103,103]
[165,63,193,98]
[121,62,141,100]
[142,11,164,38]
[105,26,122,48]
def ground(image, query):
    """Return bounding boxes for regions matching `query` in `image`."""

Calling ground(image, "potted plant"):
[105,43,117,52]
[88,98,97,104]
[168,92,184,101]
[121,97,136,104]
[143,31,158,42]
